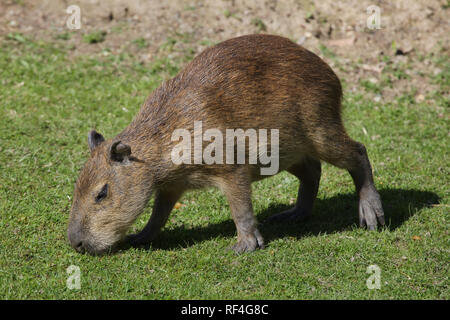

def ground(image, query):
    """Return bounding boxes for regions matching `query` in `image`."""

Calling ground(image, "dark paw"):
[230,229,264,254]
[266,207,311,224]
[125,233,151,248]
[359,195,385,230]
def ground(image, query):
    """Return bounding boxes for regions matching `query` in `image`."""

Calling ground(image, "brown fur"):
[68,34,384,255]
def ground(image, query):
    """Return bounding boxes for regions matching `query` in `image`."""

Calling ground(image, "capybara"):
[68,34,384,255]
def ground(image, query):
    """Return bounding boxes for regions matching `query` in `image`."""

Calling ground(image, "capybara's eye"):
[95,184,108,203]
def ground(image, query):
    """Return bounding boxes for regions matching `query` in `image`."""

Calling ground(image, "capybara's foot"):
[358,192,385,230]
[266,206,311,224]
[230,229,264,254]
[126,233,152,248]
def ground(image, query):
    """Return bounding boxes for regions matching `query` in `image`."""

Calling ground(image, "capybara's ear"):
[110,141,131,162]
[88,130,105,152]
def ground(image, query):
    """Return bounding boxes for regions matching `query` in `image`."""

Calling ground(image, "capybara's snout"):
[67,218,85,253]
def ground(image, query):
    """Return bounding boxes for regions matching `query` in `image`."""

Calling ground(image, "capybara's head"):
[68,130,152,255]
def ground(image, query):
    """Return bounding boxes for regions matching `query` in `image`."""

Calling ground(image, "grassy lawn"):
[0,35,448,299]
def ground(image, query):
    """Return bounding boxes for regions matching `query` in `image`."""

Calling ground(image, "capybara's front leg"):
[127,188,183,246]
[217,169,264,254]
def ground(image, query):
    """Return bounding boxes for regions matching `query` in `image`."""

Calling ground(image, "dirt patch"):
[1,0,448,101]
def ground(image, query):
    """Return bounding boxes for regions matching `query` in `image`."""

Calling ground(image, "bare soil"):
[1,0,448,101]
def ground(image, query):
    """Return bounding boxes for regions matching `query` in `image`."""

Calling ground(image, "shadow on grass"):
[126,188,440,252]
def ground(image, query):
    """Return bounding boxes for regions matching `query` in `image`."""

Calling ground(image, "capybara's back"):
[128,35,345,171]
[68,34,384,255]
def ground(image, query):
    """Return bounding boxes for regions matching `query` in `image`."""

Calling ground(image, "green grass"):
[83,31,107,44]
[132,37,148,49]
[0,36,448,299]
[251,18,267,32]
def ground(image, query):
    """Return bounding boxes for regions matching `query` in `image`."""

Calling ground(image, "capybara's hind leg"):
[347,143,385,229]
[317,134,385,230]
[267,156,321,223]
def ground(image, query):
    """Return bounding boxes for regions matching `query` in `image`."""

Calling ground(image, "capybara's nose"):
[68,228,84,253]
[72,240,84,253]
